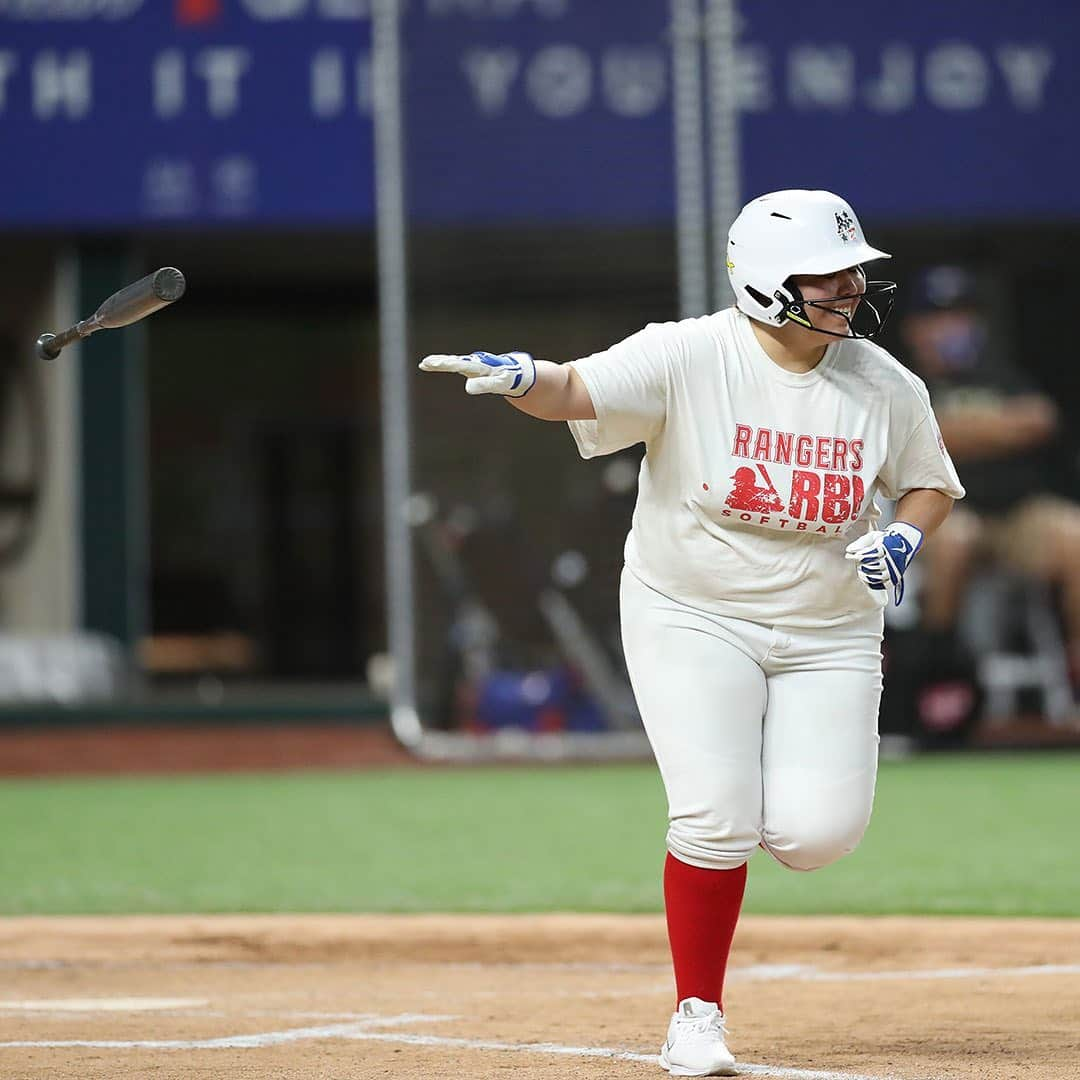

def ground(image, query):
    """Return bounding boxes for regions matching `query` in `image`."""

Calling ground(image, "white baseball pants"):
[621,568,884,872]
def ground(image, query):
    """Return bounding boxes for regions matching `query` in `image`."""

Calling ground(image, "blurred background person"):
[898,265,1080,699]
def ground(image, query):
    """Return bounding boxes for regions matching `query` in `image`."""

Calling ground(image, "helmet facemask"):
[781,275,897,340]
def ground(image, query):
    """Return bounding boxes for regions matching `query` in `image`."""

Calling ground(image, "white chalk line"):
[331,1031,899,1080]
[6,962,1078,1077]
[0,1013,454,1051]
[0,1022,379,1051]
[0,1020,898,1080]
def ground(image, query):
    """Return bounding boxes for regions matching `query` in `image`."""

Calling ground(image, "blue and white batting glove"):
[845,521,924,606]
[418,351,536,398]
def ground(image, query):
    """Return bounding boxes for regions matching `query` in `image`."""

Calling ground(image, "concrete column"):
[1,248,82,633]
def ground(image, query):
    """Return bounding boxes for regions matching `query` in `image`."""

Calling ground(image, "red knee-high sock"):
[664,853,747,1011]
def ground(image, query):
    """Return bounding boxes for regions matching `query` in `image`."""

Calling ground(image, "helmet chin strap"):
[782,297,855,337]
[778,280,817,331]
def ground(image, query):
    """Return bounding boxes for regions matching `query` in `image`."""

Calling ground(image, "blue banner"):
[0,1,1076,226]
[0,1,378,224]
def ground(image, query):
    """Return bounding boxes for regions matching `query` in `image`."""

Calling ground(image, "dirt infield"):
[0,724,412,777]
[1,914,1078,1080]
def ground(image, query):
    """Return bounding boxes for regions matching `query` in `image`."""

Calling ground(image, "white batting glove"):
[845,521,924,606]
[418,351,536,398]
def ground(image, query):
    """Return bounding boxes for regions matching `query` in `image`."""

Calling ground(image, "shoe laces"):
[685,1011,728,1037]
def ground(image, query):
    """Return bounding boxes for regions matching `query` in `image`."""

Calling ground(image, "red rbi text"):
[724,424,867,532]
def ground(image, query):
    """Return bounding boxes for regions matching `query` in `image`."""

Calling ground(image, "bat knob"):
[152,267,186,303]
[35,334,60,361]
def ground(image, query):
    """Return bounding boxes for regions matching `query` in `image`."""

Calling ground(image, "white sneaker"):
[658,997,737,1076]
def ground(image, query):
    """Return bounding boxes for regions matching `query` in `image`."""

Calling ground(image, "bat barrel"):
[96,267,186,329]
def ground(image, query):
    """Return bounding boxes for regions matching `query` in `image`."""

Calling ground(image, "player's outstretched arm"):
[418,351,596,421]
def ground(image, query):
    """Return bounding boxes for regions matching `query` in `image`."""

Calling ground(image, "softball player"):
[420,189,964,1076]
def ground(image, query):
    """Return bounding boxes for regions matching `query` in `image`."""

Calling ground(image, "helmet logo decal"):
[835,210,858,243]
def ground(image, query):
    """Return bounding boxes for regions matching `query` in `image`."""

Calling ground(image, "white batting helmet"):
[726,190,895,339]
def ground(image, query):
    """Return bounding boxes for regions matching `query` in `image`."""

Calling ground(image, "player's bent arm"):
[846,488,954,605]
[507,361,596,421]
[893,488,954,540]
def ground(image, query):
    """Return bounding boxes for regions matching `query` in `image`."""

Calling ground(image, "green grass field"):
[1,753,1077,917]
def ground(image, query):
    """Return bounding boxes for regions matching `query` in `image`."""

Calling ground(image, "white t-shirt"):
[568,308,965,628]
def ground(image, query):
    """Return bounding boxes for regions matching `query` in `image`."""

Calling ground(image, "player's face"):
[790,266,866,335]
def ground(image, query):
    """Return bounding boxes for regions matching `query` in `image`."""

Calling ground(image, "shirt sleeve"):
[877,376,966,501]
[565,322,675,459]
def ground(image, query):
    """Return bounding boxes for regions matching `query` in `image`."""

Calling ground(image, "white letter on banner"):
[153,50,185,118]
[734,45,771,111]
[211,155,257,215]
[194,48,251,117]
[863,44,915,112]
[33,51,92,119]
[0,53,18,114]
[461,47,520,114]
[312,48,345,116]
[428,0,567,15]
[496,0,568,15]
[426,0,477,15]
[9,0,143,15]
[318,0,370,17]
[925,43,988,109]
[526,44,591,118]
[996,45,1054,110]
[143,158,197,218]
[788,45,855,109]
[602,47,665,118]
[239,0,307,19]
[103,0,146,17]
